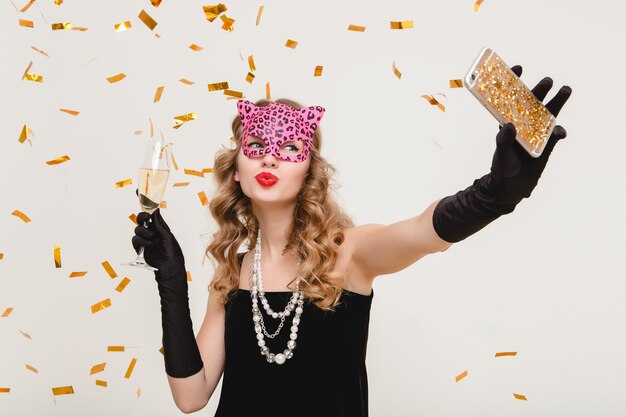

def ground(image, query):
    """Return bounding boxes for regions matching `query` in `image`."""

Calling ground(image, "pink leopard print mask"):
[237,100,325,162]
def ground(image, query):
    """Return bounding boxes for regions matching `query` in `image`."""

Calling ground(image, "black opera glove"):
[432,65,572,243]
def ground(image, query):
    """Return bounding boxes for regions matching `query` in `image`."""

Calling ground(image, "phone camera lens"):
[471,74,476,80]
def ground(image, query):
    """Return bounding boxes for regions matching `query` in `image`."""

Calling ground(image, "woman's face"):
[234,136,311,206]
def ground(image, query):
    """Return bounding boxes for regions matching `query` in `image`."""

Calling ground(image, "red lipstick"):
[255,172,278,186]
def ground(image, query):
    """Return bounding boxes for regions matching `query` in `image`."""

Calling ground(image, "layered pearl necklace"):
[249,229,304,365]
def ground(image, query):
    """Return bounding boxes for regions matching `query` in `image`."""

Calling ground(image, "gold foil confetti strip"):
[0,253,3,260]
[202,167,214,174]
[154,86,164,102]
[248,55,256,71]
[474,0,484,12]
[54,245,61,268]
[54,0,62,5]
[137,388,141,397]
[173,182,190,187]
[186,271,192,281]
[24,73,43,82]
[266,82,271,99]
[19,0,36,13]
[71,26,88,31]
[124,358,138,379]
[46,155,70,165]
[246,72,255,83]
[69,271,87,278]
[223,89,243,98]
[1,308,13,317]
[189,43,203,51]
[52,386,75,396]
[208,82,229,91]
[155,33,161,39]
[285,39,298,48]
[151,0,162,7]
[184,169,204,177]
[455,370,468,382]
[18,124,32,144]
[19,19,34,28]
[95,380,107,387]
[149,117,154,137]
[160,201,167,208]
[90,363,106,374]
[134,130,142,135]
[513,393,527,401]
[101,261,118,278]
[31,46,49,57]
[495,351,517,357]
[392,61,401,79]
[51,22,72,30]
[173,113,197,129]
[12,210,31,223]
[220,14,234,31]
[114,21,132,32]
[347,25,366,32]
[22,61,33,79]
[159,346,164,354]
[115,178,132,188]
[449,79,463,88]
[314,66,323,77]
[168,141,179,170]
[106,73,126,83]
[256,5,264,25]
[0,388,10,393]
[25,364,38,373]
[91,298,112,314]
[390,20,413,29]
[138,10,158,30]
[108,346,125,352]
[203,4,227,22]
[59,108,79,116]
[115,277,130,293]
[19,330,32,339]
[198,191,209,206]
[129,213,138,225]
[421,94,446,112]
[179,78,194,85]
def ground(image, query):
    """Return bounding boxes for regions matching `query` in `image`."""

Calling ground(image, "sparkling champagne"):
[138,168,169,214]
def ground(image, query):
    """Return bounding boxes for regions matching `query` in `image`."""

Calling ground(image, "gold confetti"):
[173,182,190,187]
[137,388,141,397]
[18,124,33,144]
[46,155,70,165]
[179,78,194,85]
[184,169,204,177]
[314,66,323,77]
[31,46,49,57]
[173,113,197,129]
[51,22,72,30]
[19,19,34,28]
[54,245,61,268]
[347,25,365,32]
[59,108,80,116]
[91,298,112,314]
[21,61,33,79]
[19,330,32,339]
[159,200,167,209]
[124,358,138,379]
[201,167,213,174]
[12,210,31,223]
[245,72,255,83]
[106,73,126,84]
[189,43,203,51]
[455,370,468,382]
[23,73,43,82]
[134,130,142,135]
[266,82,271,99]
[25,364,38,373]
[474,0,484,12]
[392,61,401,79]
[186,271,192,281]
[71,26,88,32]
[0,253,3,260]
[208,82,229,91]
[154,86,164,102]
[149,117,154,137]
[107,346,125,352]
[114,21,132,32]
[52,386,74,396]
[129,213,138,225]
[285,39,298,48]
[390,20,413,29]
[19,0,36,13]
[248,55,256,71]
[449,79,463,88]
[151,0,162,7]
[115,277,130,293]
[138,10,158,30]
[158,346,164,355]
[69,271,87,278]
[101,261,118,278]
[0,388,10,393]
[256,5,264,25]
[220,14,234,31]
[203,4,227,22]
[223,89,243,98]
[513,393,527,401]
[115,178,132,188]
[495,351,518,357]
[90,363,107,375]
[198,191,209,206]
[168,140,179,170]
[54,0,63,4]
[1,308,13,317]
[95,380,107,387]
[421,94,446,112]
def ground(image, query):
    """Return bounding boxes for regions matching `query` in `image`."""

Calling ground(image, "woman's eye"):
[248,141,263,148]
[283,144,300,152]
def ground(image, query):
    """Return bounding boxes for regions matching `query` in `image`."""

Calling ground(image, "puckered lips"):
[255,172,278,187]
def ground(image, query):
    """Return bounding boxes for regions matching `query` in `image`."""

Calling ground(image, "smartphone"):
[464,47,556,158]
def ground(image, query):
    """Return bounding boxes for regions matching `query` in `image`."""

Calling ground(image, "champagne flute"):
[125,137,171,271]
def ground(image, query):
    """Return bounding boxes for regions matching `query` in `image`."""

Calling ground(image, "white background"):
[1,0,625,416]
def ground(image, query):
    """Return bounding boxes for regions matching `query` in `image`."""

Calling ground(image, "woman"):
[131,64,571,416]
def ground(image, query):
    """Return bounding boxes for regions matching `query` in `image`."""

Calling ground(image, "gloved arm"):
[132,208,204,378]
[432,65,572,243]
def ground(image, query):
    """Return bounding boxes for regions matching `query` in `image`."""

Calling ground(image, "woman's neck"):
[251,202,296,261]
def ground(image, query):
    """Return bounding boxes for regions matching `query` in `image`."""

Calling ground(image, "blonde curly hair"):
[206,98,354,311]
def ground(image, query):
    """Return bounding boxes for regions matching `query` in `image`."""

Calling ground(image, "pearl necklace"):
[249,229,304,365]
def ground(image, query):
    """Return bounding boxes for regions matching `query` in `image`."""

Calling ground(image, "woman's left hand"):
[489,65,572,202]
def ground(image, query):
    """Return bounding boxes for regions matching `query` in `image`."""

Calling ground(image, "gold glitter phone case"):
[464,47,556,158]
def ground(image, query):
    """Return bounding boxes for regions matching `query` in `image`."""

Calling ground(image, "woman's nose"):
[261,153,278,167]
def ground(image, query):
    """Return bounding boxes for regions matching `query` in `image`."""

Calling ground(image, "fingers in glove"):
[134,224,156,239]
[132,235,156,253]
[136,211,152,227]
[510,65,523,77]
[531,77,554,102]
[540,125,568,158]
[545,86,572,117]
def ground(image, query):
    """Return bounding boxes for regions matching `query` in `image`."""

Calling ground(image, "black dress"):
[214,252,375,417]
